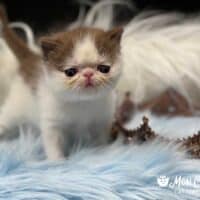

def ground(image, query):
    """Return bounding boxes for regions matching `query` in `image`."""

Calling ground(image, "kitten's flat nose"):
[83,70,94,78]
[83,69,94,87]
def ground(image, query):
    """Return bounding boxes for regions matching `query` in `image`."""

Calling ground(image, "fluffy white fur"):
[0,38,19,104]
[120,13,200,105]
[39,83,116,160]
[71,35,101,64]
[74,0,200,106]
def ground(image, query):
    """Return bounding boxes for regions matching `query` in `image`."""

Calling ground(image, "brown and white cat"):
[0,4,41,138]
[0,14,123,160]
[39,27,123,160]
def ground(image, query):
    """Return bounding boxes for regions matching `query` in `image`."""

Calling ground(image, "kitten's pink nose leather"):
[83,71,94,79]
[83,69,94,87]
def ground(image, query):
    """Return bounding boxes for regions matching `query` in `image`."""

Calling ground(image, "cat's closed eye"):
[97,65,110,74]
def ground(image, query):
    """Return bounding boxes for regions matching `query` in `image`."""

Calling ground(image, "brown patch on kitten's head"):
[40,27,123,70]
[96,27,123,62]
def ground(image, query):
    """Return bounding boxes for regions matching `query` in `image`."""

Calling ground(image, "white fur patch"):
[0,38,19,104]
[0,75,38,137]
[71,36,101,65]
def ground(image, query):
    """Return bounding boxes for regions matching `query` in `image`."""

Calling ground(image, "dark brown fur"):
[0,5,41,89]
[40,27,123,71]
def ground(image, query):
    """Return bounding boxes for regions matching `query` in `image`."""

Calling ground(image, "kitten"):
[0,23,123,159]
[39,27,123,160]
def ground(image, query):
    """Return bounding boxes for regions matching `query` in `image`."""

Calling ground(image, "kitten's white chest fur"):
[39,82,116,159]
[0,73,116,160]
[42,84,115,126]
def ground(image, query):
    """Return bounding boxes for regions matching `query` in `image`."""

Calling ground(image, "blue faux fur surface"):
[0,133,200,200]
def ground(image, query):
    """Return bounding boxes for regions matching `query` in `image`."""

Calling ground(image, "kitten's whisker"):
[68,77,80,87]
[96,76,113,89]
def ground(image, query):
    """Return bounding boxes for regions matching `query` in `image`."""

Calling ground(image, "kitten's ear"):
[106,27,123,43]
[40,37,61,60]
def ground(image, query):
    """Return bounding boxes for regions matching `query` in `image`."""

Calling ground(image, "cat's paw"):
[47,151,65,161]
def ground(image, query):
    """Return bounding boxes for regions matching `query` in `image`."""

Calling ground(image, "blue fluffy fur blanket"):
[0,130,200,200]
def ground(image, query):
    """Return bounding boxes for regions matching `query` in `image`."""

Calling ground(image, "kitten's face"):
[40,27,123,101]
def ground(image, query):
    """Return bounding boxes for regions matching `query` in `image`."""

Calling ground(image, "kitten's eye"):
[97,64,110,74]
[64,68,78,77]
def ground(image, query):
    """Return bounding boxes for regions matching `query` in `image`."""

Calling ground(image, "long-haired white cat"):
[0,19,123,160]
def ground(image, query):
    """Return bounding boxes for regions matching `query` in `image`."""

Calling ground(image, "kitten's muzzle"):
[83,69,94,87]
[83,71,94,79]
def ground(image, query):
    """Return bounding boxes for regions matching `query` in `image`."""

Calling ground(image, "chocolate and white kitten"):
[0,24,123,160]
[39,27,123,159]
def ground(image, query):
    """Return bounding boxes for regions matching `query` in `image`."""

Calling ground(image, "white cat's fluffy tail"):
[120,12,200,105]
[76,0,200,106]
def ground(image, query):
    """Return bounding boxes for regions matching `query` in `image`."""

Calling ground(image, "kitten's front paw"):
[46,151,65,161]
